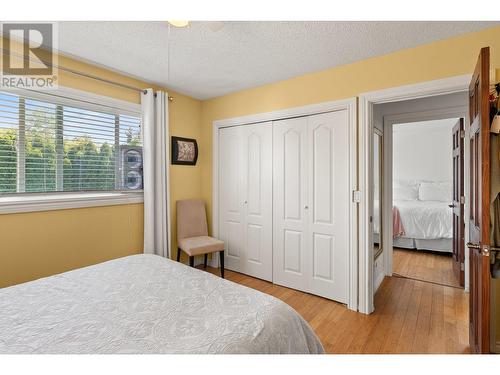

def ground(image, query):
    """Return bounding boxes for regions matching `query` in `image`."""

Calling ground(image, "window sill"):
[0,192,144,214]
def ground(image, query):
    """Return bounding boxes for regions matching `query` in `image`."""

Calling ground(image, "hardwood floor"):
[393,247,460,287]
[203,265,469,354]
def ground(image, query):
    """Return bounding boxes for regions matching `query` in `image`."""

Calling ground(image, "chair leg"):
[219,250,224,278]
[177,248,181,262]
[204,254,208,268]
[189,256,194,267]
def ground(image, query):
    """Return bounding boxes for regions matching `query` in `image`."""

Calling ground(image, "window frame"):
[0,85,144,214]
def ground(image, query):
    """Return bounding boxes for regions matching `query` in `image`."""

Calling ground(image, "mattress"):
[394,200,452,240]
[374,200,453,252]
[375,200,452,240]
[0,254,323,354]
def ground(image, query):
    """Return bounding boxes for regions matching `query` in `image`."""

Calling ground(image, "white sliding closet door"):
[273,117,309,291]
[241,123,273,280]
[219,122,273,281]
[219,126,245,270]
[273,111,349,303]
[307,111,349,302]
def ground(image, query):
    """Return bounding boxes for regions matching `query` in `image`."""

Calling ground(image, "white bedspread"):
[0,255,323,354]
[394,200,452,240]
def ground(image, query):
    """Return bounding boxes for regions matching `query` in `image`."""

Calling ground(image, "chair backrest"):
[176,199,208,240]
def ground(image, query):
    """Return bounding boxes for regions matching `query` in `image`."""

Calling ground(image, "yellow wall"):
[2,26,500,329]
[55,52,203,264]
[0,39,203,287]
[199,25,500,232]
[198,26,500,346]
[0,204,143,287]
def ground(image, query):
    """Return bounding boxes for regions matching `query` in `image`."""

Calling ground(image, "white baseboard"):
[183,254,219,268]
[193,256,204,267]
[208,253,219,268]
[374,252,385,292]
[375,267,385,292]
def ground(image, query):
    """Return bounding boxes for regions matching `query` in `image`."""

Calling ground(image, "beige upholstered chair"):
[176,199,225,278]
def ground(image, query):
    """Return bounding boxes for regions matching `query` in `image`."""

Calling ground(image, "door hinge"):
[460,262,465,271]
[460,130,465,138]
[352,190,361,203]
[460,196,465,204]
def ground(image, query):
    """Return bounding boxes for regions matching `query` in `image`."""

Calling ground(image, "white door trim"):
[212,98,358,311]
[358,74,471,314]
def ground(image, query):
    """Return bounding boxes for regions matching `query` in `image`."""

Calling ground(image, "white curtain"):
[141,89,170,258]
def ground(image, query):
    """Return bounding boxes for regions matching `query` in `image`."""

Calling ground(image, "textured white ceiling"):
[57,21,499,100]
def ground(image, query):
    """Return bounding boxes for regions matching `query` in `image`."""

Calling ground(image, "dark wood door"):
[467,47,490,354]
[452,118,465,287]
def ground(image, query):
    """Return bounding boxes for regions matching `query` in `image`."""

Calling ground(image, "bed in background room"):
[0,254,323,354]
[374,180,453,253]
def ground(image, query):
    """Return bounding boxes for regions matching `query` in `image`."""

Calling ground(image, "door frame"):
[212,97,358,311]
[381,107,469,285]
[358,74,471,314]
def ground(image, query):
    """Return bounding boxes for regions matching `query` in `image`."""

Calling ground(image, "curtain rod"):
[0,48,174,101]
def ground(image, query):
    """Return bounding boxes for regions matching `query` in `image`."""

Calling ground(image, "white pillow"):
[418,181,452,202]
[393,183,419,200]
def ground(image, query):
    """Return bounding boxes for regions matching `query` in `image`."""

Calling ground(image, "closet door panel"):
[313,233,334,280]
[312,124,334,224]
[219,126,245,271]
[242,122,273,281]
[273,117,309,291]
[307,111,349,302]
[283,229,302,273]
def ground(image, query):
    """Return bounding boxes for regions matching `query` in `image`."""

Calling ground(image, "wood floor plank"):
[428,284,446,353]
[411,282,433,353]
[347,284,391,353]
[197,252,469,354]
[360,276,406,353]
[393,248,460,287]
[395,279,423,353]
[444,285,460,353]
[380,277,418,353]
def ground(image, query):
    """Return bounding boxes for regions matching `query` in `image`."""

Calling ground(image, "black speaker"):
[120,146,143,190]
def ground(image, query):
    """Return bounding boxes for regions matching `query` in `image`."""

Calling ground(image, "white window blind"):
[0,90,142,195]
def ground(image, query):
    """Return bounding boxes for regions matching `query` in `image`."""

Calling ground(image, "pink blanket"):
[393,206,405,238]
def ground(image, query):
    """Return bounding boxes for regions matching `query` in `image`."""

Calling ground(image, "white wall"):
[392,118,458,183]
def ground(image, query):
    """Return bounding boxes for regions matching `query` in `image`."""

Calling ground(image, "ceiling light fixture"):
[167,21,190,28]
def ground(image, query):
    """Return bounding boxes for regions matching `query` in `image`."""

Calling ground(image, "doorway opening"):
[370,91,469,295]
[389,118,463,289]
[368,92,470,352]
[362,59,495,353]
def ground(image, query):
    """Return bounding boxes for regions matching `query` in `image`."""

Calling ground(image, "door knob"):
[467,242,480,250]
[448,204,455,208]
[244,200,248,204]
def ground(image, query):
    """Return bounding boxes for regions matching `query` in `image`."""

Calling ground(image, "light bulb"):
[168,21,190,28]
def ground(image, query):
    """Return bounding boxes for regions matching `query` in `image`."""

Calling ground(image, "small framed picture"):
[171,136,198,165]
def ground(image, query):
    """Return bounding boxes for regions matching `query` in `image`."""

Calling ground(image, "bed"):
[392,199,453,252]
[0,254,323,354]
[374,180,453,253]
